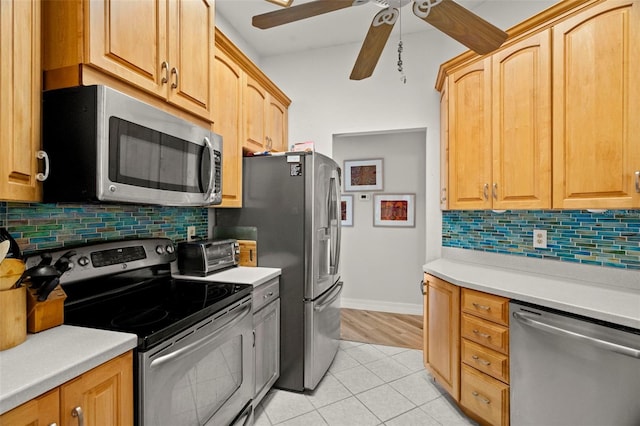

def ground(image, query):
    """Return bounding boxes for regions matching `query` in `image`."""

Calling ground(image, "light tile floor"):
[254,340,478,426]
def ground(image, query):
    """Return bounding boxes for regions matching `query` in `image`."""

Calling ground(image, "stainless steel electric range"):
[26,238,254,426]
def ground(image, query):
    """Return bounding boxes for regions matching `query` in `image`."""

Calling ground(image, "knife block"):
[238,240,257,267]
[26,284,66,333]
[0,286,26,350]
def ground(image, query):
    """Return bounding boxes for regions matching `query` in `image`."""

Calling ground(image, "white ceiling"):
[215,0,492,58]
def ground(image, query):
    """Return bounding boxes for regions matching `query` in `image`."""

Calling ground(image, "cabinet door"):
[492,30,551,209]
[60,351,134,426]
[167,0,214,119]
[214,49,243,208]
[0,389,59,426]
[267,96,288,152]
[448,58,492,209]
[243,75,268,152]
[0,0,42,202]
[440,80,449,210]
[254,299,280,404]
[87,0,167,96]
[423,274,460,400]
[552,0,640,208]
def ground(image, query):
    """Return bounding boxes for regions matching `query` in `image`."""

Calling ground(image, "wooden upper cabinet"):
[0,0,42,202]
[213,48,243,208]
[423,273,460,401]
[268,96,289,152]
[439,80,449,210]
[43,0,214,122]
[552,0,640,208]
[244,75,269,152]
[447,58,492,210]
[492,30,552,209]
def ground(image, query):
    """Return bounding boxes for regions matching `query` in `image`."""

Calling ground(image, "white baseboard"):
[341,298,423,316]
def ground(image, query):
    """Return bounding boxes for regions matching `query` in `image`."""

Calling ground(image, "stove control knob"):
[155,245,165,255]
[78,256,90,267]
[166,244,175,254]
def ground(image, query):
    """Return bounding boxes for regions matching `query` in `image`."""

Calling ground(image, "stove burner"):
[111,307,169,329]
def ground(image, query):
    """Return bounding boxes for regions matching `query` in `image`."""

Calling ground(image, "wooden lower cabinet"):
[460,364,510,426]
[0,351,133,426]
[423,275,510,425]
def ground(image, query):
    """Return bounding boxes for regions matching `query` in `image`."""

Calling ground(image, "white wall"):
[333,130,426,314]
[217,1,557,312]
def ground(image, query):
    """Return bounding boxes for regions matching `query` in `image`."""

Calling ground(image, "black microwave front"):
[42,85,222,206]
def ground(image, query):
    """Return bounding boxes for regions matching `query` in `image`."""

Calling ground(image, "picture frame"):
[343,159,383,192]
[340,195,353,227]
[373,194,415,228]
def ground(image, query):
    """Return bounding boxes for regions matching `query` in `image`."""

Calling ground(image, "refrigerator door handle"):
[314,281,344,312]
[328,173,341,275]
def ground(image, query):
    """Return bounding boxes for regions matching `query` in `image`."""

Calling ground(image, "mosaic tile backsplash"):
[443,210,640,270]
[0,202,208,253]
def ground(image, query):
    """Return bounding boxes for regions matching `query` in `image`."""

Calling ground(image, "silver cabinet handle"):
[492,182,498,200]
[171,67,179,89]
[635,171,639,193]
[71,406,84,426]
[419,280,426,295]
[483,183,489,200]
[36,150,50,181]
[472,302,491,311]
[472,329,492,339]
[48,423,58,426]
[440,188,447,203]
[472,354,491,366]
[161,61,169,84]
[472,391,491,404]
[263,291,273,299]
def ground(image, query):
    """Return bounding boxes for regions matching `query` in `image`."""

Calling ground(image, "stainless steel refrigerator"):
[216,152,343,392]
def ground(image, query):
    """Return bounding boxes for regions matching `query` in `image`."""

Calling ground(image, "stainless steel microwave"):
[42,85,222,206]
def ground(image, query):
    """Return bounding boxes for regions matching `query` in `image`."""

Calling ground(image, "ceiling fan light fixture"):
[265,0,294,7]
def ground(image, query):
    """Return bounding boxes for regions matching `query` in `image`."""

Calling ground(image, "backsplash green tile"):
[443,210,640,270]
[0,202,208,253]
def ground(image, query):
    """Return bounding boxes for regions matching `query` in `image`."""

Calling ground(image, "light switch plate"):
[533,229,547,248]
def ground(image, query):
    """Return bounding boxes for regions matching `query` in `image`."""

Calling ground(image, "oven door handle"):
[513,311,640,359]
[150,301,251,369]
[202,136,215,203]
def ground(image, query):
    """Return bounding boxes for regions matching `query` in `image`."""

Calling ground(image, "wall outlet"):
[187,226,196,242]
[533,229,547,248]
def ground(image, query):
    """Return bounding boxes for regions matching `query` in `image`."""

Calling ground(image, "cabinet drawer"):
[462,289,509,325]
[462,338,509,383]
[462,313,509,354]
[461,364,509,426]
[253,277,279,312]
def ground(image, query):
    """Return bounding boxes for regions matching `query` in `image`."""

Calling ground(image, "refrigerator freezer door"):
[304,281,343,390]
[308,154,342,300]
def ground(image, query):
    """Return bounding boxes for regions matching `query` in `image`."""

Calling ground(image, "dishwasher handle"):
[512,311,640,359]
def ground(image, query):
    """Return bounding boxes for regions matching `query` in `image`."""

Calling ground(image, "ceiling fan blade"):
[253,0,356,29]
[413,0,508,55]
[350,8,397,80]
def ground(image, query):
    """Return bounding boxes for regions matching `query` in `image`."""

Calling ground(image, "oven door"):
[139,297,253,426]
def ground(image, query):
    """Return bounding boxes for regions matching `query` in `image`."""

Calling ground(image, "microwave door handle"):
[202,136,215,202]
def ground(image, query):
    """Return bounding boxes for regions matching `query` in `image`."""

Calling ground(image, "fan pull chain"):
[397,3,406,84]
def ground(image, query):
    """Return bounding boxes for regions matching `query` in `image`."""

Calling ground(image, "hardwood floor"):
[340,308,423,350]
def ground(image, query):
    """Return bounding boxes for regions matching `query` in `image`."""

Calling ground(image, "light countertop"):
[424,257,640,330]
[173,266,281,287]
[0,325,137,414]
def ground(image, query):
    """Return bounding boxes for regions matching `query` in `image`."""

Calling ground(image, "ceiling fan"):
[252,0,508,80]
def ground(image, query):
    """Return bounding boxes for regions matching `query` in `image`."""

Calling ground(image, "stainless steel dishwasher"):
[510,301,640,425]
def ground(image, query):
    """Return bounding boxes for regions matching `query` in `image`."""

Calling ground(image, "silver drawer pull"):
[471,355,491,366]
[72,406,84,426]
[472,302,491,311]
[263,291,274,299]
[473,329,492,339]
[635,171,640,193]
[472,391,491,404]
[483,183,489,200]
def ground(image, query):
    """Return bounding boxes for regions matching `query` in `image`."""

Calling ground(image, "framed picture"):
[373,194,415,227]
[340,195,353,227]
[343,159,383,192]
